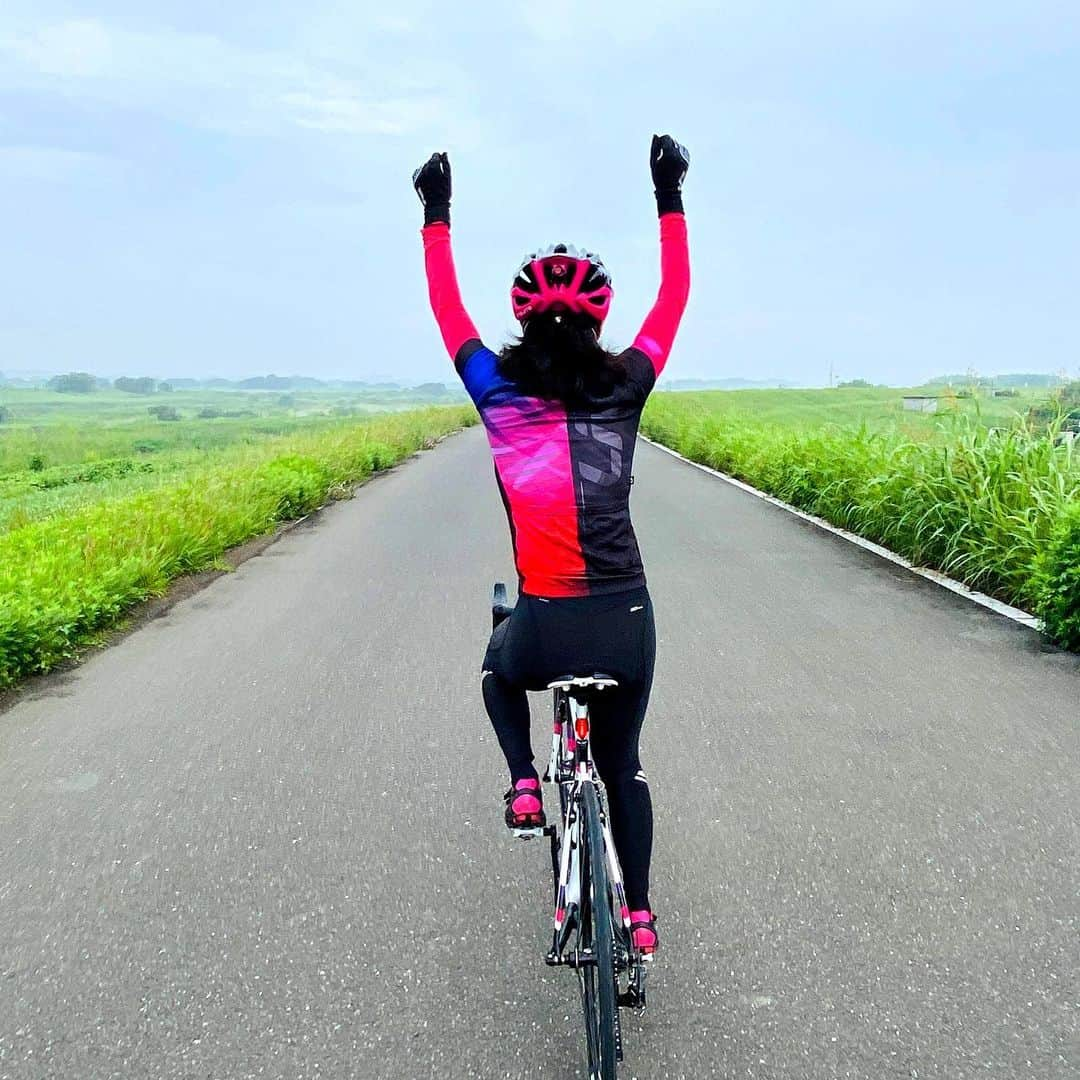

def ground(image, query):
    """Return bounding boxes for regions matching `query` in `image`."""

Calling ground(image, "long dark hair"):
[498,311,627,403]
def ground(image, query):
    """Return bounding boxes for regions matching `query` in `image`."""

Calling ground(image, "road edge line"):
[639,434,1042,631]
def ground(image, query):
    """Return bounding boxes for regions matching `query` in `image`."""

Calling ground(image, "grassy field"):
[641,386,1080,651]
[0,386,467,472]
[0,387,467,532]
[0,389,477,687]
[641,385,1045,435]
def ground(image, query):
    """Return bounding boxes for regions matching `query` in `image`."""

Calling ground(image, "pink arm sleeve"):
[421,222,480,361]
[632,212,690,378]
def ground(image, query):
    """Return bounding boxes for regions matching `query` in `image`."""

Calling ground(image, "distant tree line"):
[658,377,800,390]
[928,372,1072,388]
[164,375,407,391]
[47,372,101,393]
[13,372,463,396]
[43,373,175,394]
[115,376,173,394]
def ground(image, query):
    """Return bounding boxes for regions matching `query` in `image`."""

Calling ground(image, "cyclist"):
[413,135,690,954]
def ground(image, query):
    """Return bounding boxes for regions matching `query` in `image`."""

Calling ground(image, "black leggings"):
[481,587,656,911]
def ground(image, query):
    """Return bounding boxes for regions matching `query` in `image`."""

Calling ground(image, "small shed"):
[903,396,939,413]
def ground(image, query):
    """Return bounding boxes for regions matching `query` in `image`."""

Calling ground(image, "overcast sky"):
[1,2,1077,386]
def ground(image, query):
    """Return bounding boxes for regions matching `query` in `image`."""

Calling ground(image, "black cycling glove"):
[412,152,451,226]
[650,134,690,216]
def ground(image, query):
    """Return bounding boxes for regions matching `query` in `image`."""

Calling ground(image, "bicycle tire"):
[577,809,602,1077]
[580,783,619,1079]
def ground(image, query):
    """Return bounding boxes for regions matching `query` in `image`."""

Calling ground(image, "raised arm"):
[632,135,691,379]
[413,153,481,365]
[422,222,480,364]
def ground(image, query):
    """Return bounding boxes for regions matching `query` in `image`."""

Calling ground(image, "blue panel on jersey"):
[460,346,515,409]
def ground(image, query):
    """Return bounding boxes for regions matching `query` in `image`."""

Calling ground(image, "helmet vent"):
[509,243,613,327]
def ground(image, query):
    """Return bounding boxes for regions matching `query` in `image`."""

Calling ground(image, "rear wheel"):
[578,783,619,1079]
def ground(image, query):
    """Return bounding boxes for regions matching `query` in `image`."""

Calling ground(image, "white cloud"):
[0,16,458,139]
[282,91,443,136]
[373,15,417,35]
[6,17,112,77]
[0,144,120,182]
[515,0,698,47]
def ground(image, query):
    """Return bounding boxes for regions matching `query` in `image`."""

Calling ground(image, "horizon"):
[1,4,1078,386]
[2,366,1075,392]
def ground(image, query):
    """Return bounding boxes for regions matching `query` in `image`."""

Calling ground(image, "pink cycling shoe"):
[504,778,545,830]
[630,910,659,955]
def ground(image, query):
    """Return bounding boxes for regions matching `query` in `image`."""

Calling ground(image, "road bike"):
[492,583,649,1080]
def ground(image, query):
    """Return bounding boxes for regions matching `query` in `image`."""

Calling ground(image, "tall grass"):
[0,407,477,687]
[641,394,1080,650]
[1034,503,1080,651]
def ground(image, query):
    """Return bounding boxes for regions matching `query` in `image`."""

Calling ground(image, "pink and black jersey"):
[421,214,689,598]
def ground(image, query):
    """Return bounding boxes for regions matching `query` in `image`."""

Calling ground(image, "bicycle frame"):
[536,677,648,1011]
[544,679,627,949]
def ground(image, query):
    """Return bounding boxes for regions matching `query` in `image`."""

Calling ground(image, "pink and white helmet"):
[510,244,613,327]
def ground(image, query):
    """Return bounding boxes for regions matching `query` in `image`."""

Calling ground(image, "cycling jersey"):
[421,213,689,597]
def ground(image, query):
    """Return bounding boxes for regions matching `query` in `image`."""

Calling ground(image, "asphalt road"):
[1,427,1078,1080]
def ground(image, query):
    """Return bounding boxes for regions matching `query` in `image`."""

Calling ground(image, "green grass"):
[0,387,471,533]
[0,402,477,687]
[0,387,466,473]
[642,385,1042,435]
[1034,503,1080,650]
[641,388,1080,650]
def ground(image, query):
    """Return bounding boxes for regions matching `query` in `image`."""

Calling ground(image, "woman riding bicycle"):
[413,135,690,955]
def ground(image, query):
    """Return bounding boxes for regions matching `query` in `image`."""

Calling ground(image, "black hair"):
[498,311,627,404]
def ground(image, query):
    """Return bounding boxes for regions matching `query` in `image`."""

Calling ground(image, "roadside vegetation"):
[642,384,1054,433]
[641,385,1080,651]
[0,391,477,687]
[0,384,466,473]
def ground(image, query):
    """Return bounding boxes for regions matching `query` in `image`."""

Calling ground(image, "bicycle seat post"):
[546,675,618,783]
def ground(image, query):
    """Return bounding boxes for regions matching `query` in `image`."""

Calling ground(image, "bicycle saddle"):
[547,674,620,699]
